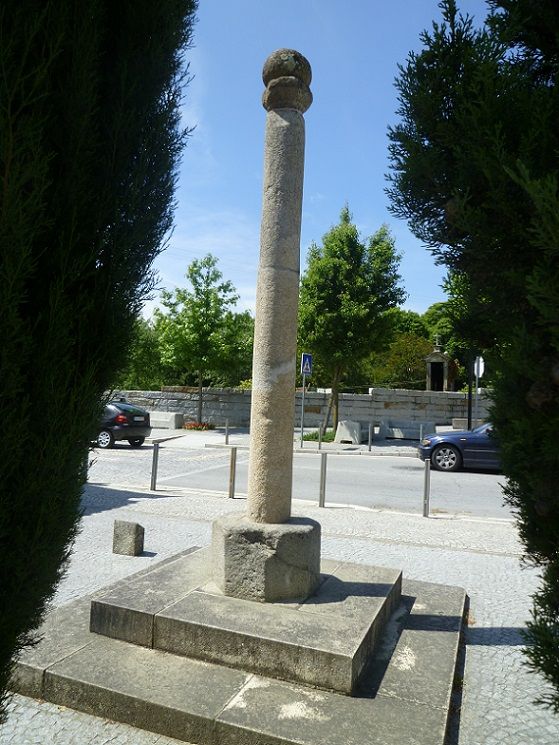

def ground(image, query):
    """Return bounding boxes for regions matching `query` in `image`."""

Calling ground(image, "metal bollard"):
[319,452,327,507]
[423,457,431,517]
[419,423,423,442]
[368,422,373,452]
[150,442,160,491]
[228,446,237,499]
[225,418,229,445]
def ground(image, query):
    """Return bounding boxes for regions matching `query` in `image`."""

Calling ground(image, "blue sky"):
[146,0,489,318]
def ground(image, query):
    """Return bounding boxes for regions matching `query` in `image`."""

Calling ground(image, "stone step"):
[11,570,466,745]
[90,550,402,694]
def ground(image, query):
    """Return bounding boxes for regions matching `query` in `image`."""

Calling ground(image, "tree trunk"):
[331,367,341,431]
[197,370,203,424]
[322,395,333,433]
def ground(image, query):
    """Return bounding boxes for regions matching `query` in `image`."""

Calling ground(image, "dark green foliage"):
[388,0,559,708]
[367,333,434,389]
[0,0,196,717]
[385,308,430,339]
[298,206,406,426]
[114,317,171,391]
[213,310,255,387]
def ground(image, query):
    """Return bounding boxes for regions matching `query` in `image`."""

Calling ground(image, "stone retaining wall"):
[116,387,490,428]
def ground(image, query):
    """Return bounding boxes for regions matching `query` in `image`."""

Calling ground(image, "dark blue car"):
[417,423,500,472]
[96,401,151,449]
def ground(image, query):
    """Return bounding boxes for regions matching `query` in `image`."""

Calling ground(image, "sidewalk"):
[1,445,556,744]
[148,426,419,457]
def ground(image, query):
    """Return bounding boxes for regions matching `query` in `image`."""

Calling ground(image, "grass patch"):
[302,429,336,442]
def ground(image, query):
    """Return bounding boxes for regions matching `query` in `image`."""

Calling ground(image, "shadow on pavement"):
[465,627,527,646]
[81,482,182,516]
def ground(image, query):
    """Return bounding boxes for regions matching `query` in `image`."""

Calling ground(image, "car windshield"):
[473,423,491,434]
[110,401,144,413]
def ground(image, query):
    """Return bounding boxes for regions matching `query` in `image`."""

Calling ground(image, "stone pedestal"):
[212,515,320,603]
[13,545,466,745]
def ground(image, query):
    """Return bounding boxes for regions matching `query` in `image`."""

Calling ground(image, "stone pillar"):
[212,50,320,603]
[246,49,312,524]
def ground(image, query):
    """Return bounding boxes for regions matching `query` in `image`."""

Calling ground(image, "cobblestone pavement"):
[1,440,558,744]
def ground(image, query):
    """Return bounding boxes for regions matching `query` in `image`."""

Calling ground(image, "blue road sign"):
[301,353,312,376]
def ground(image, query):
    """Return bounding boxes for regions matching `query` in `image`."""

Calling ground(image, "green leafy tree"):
[0,0,196,717]
[298,207,406,427]
[386,308,430,339]
[388,0,559,708]
[156,254,242,422]
[213,310,255,387]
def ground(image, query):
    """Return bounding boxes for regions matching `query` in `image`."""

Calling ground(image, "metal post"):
[368,422,373,452]
[228,447,237,499]
[319,452,327,507]
[300,374,306,448]
[474,367,480,428]
[225,418,229,445]
[150,442,160,491]
[423,457,431,517]
[419,424,423,442]
[467,354,473,430]
[318,425,322,450]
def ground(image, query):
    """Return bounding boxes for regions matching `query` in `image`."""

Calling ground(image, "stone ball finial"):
[262,49,312,113]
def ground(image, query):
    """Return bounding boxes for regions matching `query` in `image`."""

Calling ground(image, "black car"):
[96,401,151,449]
[417,423,500,472]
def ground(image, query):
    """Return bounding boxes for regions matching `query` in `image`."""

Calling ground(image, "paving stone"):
[154,588,372,693]
[43,637,249,744]
[90,548,209,646]
[11,597,93,698]
[301,562,402,626]
[373,581,467,711]
[216,675,449,745]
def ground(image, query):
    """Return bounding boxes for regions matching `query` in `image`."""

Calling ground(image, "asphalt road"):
[88,441,510,520]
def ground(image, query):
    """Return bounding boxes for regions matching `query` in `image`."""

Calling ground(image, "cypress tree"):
[388,0,559,709]
[0,0,197,717]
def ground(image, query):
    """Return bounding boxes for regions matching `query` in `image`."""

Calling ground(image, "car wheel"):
[431,444,462,472]
[128,437,145,448]
[97,430,114,449]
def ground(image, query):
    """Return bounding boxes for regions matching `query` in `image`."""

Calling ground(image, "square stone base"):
[212,514,321,602]
[12,546,466,745]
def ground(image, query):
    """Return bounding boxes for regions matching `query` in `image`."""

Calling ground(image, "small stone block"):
[113,520,144,556]
[334,419,363,444]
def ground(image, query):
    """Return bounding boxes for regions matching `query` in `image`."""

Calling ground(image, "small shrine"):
[425,336,451,391]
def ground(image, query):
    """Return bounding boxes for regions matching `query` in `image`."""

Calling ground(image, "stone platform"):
[90,547,401,694]
[11,547,466,745]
